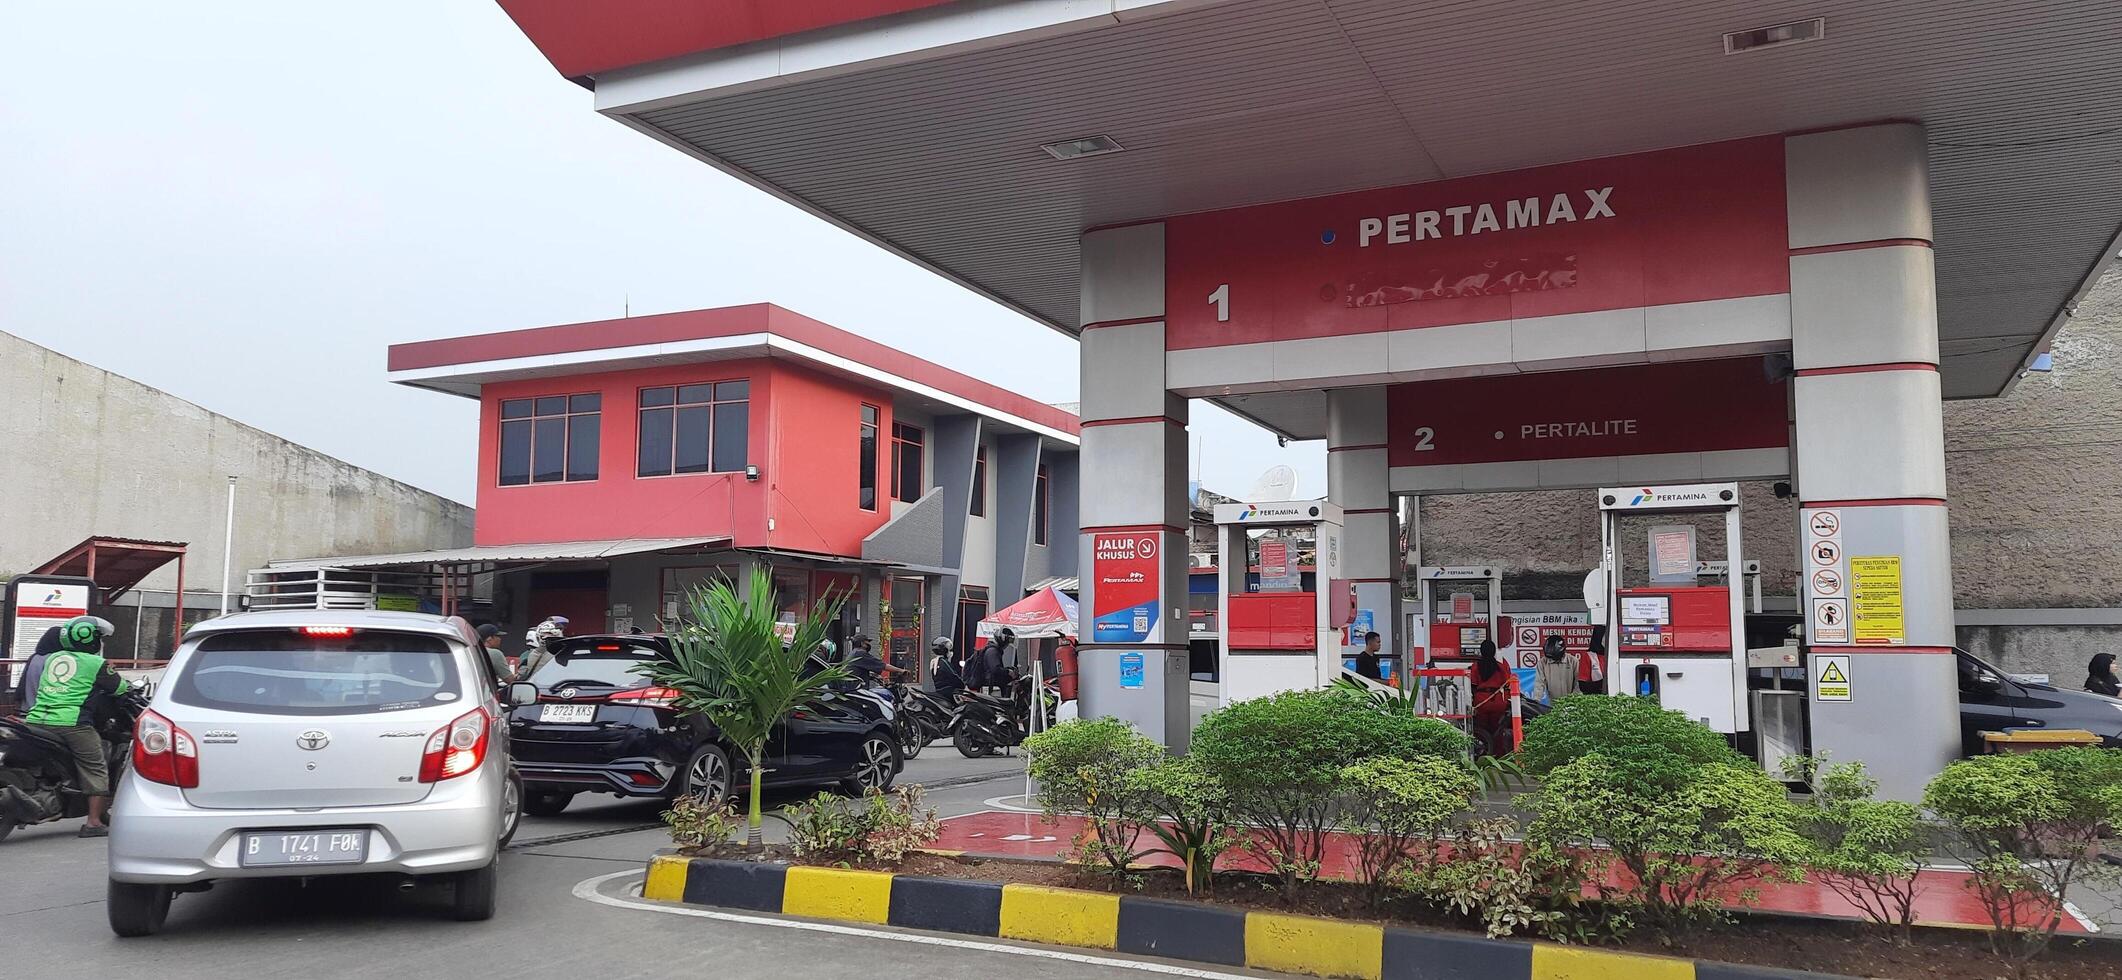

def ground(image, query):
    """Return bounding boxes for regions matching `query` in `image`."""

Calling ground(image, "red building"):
[258,304,1080,668]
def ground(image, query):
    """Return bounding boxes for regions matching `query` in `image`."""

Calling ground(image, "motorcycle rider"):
[930,637,967,700]
[977,628,1015,695]
[847,634,904,687]
[10,626,63,716]
[22,616,128,837]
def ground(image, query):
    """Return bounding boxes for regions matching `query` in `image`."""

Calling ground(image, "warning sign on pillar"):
[1850,555,1906,646]
[1815,655,1852,701]
[1812,598,1849,644]
[1802,507,1849,646]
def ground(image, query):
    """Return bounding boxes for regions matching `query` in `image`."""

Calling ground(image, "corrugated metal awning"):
[266,537,732,572]
[1026,576,1078,594]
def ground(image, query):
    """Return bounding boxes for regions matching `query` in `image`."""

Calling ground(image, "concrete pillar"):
[1077,222,1193,750]
[1786,122,1958,800]
[1327,387,1403,668]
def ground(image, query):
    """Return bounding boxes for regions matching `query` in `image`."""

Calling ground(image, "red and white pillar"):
[1327,387,1403,671]
[1076,222,1194,749]
[1787,122,1959,799]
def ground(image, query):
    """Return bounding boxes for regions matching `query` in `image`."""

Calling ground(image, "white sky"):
[0,1,1324,506]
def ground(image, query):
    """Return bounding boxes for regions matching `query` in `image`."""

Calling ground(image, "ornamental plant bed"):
[885,852,2120,980]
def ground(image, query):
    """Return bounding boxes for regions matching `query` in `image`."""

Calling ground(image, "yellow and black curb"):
[642,855,1847,980]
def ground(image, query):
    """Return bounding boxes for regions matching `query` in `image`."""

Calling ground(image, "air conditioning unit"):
[1188,552,1214,569]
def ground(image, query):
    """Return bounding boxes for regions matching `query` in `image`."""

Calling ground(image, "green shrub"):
[1924,748,2122,978]
[1519,695,1739,786]
[1192,689,1467,895]
[1339,756,1478,905]
[1784,758,1928,945]
[1528,755,1807,941]
[662,795,743,853]
[1402,817,1608,942]
[1128,757,1236,894]
[779,786,941,865]
[1025,718,1167,879]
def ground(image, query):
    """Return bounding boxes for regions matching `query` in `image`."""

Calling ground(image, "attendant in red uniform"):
[1577,628,1608,695]
[1469,639,1515,754]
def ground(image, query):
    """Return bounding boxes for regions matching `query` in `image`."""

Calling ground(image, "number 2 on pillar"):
[1207,283,1229,322]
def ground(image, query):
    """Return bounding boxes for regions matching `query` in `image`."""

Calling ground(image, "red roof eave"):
[387,303,1079,437]
[495,0,959,80]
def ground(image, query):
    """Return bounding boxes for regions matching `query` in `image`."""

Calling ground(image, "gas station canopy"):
[501,0,2122,425]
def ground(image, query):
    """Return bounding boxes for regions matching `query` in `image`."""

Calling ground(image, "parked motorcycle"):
[891,683,953,760]
[0,684,149,842]
[950,672,1058,759]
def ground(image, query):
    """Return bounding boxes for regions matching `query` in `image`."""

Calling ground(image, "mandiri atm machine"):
[1594,483,1751,734]
[1213,499,1354,705]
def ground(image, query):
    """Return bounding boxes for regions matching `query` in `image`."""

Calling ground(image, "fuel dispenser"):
[1213,499,1352,705]
[1594,483,1749,734]
[1411,565,1503,665]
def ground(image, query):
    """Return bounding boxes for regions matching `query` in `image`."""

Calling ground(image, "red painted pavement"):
[933,811,2091,934]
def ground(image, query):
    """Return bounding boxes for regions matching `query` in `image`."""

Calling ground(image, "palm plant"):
[633,567,849,852]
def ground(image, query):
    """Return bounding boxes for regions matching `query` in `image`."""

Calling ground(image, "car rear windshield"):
[529,640,665,690]
[172,630,462,716]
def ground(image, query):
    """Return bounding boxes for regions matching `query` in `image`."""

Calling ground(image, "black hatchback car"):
[508,634,901,815]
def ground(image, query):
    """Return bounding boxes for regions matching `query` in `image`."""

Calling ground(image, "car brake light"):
[608,686,681,707]
[300,626,354,637]
[418,707,490,783]
[133,710,199,788]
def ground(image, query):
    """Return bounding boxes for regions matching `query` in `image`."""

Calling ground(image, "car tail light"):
[608,686,681,707]
[300,626,355,637]
[134,710,199,788]
[418,707,490,783]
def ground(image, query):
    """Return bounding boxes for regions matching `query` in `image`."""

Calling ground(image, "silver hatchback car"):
[107,610,531,936]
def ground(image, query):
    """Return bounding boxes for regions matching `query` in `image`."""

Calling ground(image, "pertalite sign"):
[1162,136,1787,349]
[1386,358,1787,468]
[1091,532,1161,644]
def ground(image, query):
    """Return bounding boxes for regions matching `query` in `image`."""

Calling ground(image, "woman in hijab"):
[2087,653,2121,697]
[1469,638,1515,753]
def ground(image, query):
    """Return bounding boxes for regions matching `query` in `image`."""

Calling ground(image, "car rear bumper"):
[516,757,676,798]
[108,766,503,884]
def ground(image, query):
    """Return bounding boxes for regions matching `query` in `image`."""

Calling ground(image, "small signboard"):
[1649,525,1696,584]
[1258,539,1300,592]
[1449,592,1476,623]
[1811,597,1849,644]
[1850,555,1905,646]
[1815,655,1852,702]
[1118,651,1145,690]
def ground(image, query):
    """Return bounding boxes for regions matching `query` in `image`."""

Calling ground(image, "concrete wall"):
[959,430,997,590]
[0,331,472,653]
[1412,269,2122,686]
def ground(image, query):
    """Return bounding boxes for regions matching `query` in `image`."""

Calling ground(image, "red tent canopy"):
[977,586,1078,640]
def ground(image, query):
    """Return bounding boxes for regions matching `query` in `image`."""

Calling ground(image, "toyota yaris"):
[106,611,531,936]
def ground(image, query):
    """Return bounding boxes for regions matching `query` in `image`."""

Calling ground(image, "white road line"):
[571,870,1272,979]
[2061,899,2101,934]
[980,794,1041,813]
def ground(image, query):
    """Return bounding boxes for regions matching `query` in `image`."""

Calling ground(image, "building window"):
[499,393,600,486]
[637,381,749,477]
[1034,464,1050,545]
[859,405,880,511]
[891,422,925,503]
[970,448,987,517]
